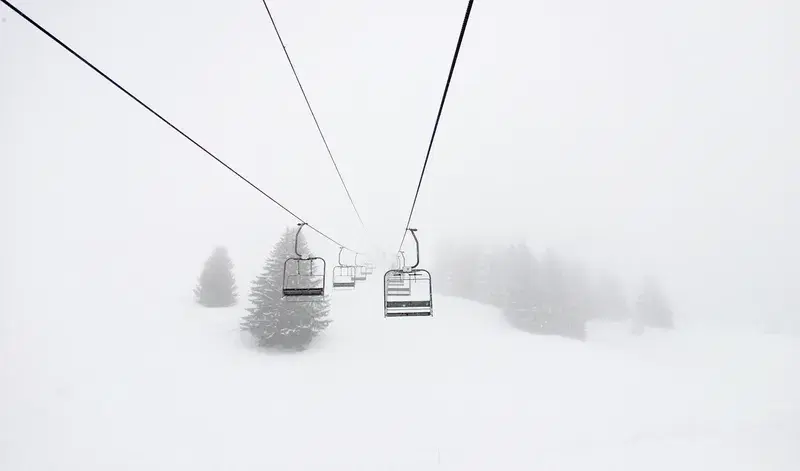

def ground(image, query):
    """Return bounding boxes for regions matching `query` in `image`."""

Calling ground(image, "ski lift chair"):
[384,229,433,317]
[332,248,356,290]
[282,223,326,298]
[353,254,367,282]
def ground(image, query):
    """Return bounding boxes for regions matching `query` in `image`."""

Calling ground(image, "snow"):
[2,273,799,470]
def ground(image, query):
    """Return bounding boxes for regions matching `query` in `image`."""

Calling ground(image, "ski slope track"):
[2,273,799,470]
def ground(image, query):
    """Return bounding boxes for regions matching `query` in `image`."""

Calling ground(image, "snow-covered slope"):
[2,273,798,470]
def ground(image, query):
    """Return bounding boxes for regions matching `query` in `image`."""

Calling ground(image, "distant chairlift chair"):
[353,254,368,282]
[332,247,357,290]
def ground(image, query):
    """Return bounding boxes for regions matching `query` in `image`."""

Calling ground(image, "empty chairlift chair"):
[383,229,433,317]
[353,254,368,282]
[282,223,326,299]
[332,247,357,290]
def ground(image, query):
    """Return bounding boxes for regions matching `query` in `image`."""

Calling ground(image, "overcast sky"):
[2,0,797,330]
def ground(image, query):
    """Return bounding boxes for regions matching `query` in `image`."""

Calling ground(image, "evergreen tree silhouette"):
[241,227,332,351]
[194,246,238,307]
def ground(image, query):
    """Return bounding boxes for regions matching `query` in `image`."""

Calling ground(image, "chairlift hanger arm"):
[407,228,420,269]
[294,222,306,258]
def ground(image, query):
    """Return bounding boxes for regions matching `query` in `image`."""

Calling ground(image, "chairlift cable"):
[258,0,368,233]
[396,0,475,253]
[2,0,361,253]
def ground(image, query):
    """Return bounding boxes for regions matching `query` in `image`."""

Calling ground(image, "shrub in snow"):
[240,227,331,351]
[194,246,238,307]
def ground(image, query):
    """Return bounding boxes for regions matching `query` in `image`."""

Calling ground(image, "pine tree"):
[558,260,590,340]
[502,243,540,329]
[471,245,494,305]
[484,244,519,309]
[530,248,586,340]
[194,246,238,307]
[537,248,567,334]
[634,277,674,329]
[240,227,332,351]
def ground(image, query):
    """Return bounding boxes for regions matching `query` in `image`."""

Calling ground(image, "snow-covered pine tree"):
[240,227,332,351]
[483,244,516,309]
[194,246,238,307]
[634,276,674,330]
[530,248,587,340]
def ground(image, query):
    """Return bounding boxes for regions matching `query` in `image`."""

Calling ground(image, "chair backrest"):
[282,257,326,297]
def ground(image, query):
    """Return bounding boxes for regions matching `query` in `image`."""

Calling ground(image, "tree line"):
[432,239,674,340]
[190,231,675,352]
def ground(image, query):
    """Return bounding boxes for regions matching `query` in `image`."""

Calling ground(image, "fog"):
[2,0,797,331]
